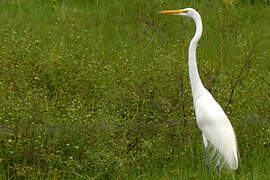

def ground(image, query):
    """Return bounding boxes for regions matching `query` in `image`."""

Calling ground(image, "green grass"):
[0,0,269,179]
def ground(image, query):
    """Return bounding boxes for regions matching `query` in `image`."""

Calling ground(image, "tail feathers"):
[203,127,238,170]
[230,149,238,169]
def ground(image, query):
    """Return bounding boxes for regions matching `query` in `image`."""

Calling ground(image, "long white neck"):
[188,13,205,102]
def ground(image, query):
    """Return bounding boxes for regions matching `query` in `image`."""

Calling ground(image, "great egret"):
[159,8,238,172]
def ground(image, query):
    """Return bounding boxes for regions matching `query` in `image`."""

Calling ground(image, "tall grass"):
[0,0,269,179]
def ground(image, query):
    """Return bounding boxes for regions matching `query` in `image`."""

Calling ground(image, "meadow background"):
[0,0,269,179]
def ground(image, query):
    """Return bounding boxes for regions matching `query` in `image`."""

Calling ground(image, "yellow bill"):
[159,9,187,15]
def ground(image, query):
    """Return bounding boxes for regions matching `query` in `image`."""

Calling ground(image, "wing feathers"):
[203,125,238,170]
[196,94,238,170]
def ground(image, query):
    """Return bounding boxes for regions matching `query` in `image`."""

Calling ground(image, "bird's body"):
[159,8,238,171]
[195,90,238,170]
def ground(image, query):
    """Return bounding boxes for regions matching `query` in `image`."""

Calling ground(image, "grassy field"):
[0,0,269,179]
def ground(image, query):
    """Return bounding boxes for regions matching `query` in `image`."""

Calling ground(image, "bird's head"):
[159,8,199,19]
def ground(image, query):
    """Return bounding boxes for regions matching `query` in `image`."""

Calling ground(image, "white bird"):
[159,8,238,172]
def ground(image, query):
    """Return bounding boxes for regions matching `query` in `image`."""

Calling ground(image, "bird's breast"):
[194,94,229,130]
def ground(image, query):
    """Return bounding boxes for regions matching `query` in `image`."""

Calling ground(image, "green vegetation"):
[0,0,269,179]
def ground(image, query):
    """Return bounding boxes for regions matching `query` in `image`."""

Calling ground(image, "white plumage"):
[196,90,238,170]
[159,8,238,171]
